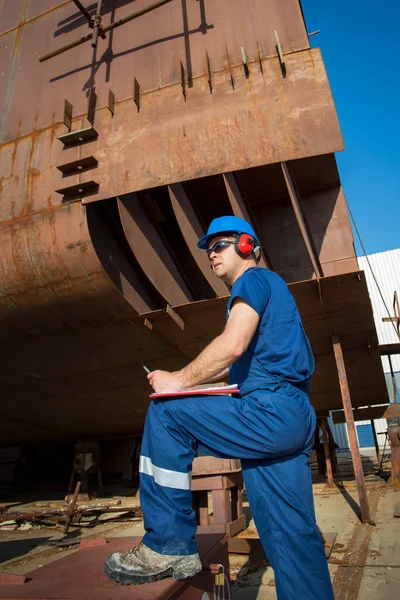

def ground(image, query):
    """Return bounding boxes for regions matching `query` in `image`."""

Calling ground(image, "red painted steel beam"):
[117,193,193,306]
[168,183,229,298]
[281,161,324,279]
[222,172,270,269]
[71,0,93,25]
[86,202,156,314]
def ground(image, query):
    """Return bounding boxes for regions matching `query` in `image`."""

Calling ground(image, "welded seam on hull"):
[0,0,29,143]
[0,1,71,40]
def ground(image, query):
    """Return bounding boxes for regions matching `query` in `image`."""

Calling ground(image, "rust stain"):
[23,135,37,216]
[10,139,18,173]
[66,241,89,252]
[0,194,65,227]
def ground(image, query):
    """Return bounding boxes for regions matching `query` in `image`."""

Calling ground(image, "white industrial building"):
[329,248,400,450]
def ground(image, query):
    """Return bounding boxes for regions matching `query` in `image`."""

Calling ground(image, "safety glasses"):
[206,240,235,257]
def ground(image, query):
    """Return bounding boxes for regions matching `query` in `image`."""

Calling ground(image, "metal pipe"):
[388,354,398,403]
[72,0,93,25]
[332,334,373,524]
[281,162,324,279]
[370,419,381,466]
[91,0,104,48]
[39,0,175,62]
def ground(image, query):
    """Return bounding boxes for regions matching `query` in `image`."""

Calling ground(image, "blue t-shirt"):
[227,267,314,388]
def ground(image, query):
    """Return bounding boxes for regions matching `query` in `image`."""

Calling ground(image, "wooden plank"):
[118,194,193,306]
[380,343,400,356]
[332,406,390,424]
[168,183,229,297]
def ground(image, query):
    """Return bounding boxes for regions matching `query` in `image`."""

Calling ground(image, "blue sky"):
[301,1,400,255]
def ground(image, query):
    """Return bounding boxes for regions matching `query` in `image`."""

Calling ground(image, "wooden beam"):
[168,183,229,297]
[118,194,193,306]
[379,343,400,356]
[222,172,270,269]
[281,162,324,279]
[332,334,373,524]
[331,405,390,424]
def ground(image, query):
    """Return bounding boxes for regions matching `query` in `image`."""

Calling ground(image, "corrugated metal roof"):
[358,249,400,373]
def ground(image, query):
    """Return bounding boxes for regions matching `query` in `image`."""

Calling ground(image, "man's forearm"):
[204,368,229,384]
[179,335,238,389]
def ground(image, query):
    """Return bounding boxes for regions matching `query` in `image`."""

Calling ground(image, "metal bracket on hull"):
[57,156,98,177]
[87,88,97,126]
[134,78,141,112]
[108,89,115,116]
[240,46,249,79]
[63,100,73,131]
[58,127,98,146]
[181,61,187,101]
[274,29,286,77]
[166,304,185,331]
[55,181,100,202]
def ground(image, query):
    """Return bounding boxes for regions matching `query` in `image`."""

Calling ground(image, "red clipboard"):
[149,385,240,399]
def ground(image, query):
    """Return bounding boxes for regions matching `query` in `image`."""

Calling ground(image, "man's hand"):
[147,370,185,393]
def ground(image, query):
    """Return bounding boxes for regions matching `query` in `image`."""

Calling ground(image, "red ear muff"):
[235,234,255,257]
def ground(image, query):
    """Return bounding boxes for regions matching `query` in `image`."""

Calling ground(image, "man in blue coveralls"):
[105,216,334,599]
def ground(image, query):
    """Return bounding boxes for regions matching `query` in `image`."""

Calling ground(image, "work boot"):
[104,541,202,585]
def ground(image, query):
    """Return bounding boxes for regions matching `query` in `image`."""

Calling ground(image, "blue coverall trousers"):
[139,375,334,600]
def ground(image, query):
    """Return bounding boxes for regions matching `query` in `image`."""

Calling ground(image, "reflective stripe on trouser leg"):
[139,400,198,555]
[139,456,191,490]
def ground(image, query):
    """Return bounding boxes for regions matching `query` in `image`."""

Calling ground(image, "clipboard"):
[149,384,240,399]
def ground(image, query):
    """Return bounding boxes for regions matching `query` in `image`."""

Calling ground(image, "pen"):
[142,365,151,374]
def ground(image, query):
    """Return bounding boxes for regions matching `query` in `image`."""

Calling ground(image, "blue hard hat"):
[197,216,258,250]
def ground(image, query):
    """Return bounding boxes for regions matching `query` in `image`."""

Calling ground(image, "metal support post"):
[72,0,92,24]
[321,418,334,488]
[388,354,398,402]
[39,0,175,62]
[91,0,105,48]
[370,419,381,466]
[332,335,373,524]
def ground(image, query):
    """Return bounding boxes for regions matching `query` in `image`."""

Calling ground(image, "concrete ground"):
[1,449,399,599]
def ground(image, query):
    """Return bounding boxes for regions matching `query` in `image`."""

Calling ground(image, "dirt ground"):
[1,449,399,599]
